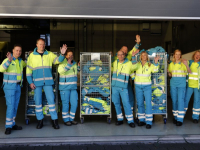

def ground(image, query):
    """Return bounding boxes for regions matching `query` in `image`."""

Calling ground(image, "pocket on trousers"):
[60,91,65,101]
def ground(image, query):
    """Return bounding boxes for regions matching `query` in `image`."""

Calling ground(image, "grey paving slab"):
[0,147,17,150]
[34,146,52,150]
[120,145,134,150]
[17,146,35,150]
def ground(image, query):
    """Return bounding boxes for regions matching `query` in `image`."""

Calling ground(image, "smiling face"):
[194,51,200,62]
[174,51,181,61]
[140,52,148,61]
[36,39,45,52]
[66,51,73,60]
[117,50,125,62]
[12,46,22,59]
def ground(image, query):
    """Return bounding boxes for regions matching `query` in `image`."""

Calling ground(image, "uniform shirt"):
[168,61,187,87]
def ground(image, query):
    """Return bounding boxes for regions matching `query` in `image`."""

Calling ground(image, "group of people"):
[0,35,199,135]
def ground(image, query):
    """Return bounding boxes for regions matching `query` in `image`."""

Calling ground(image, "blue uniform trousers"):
[4,84,21,129]
[112,86,134,124]
[184,87,200,120]
[170,86,185,122]
[60,90,78,122]
[135,84,153,125]
[34,85,58,120]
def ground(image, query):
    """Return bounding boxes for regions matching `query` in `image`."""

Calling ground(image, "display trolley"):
[80,52,112,124]
[25,52,59,125]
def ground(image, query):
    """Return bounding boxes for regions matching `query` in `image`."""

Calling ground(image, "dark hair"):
[65,49,73,56]
[13,44,22,49]
[36,38,45,44]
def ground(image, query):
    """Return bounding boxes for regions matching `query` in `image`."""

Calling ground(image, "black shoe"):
[146,124,151,129]
[176,121,183,126]
[173,118,177,124]
[129,123,135,128]
[64,121,72,126]
[193,119,198,124]
[12,125,22,130]
[36,120,43,129]
[138,122,146,126]
[52,119,60,129]
[115,121,123,126]
[71,121,78,125]
[5,128,11,135]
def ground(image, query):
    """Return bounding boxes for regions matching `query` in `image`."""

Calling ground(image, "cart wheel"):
[25,119,30,125]
[81,118,84,124]
[107,118,111,124]
[164,118,167,124]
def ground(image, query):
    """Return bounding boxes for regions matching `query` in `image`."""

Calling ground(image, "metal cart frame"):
[79,52,112,124]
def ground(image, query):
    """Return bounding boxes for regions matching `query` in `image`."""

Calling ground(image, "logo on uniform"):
[146,69,148,71]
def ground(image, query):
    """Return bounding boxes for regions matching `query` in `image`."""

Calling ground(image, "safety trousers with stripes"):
[34,86,58,120]
[135,84,153,125]
[170,86,185,123]
[4,84,21,129]
[184,87,200,120]
[112,86,134,124]
[60,90,78,122]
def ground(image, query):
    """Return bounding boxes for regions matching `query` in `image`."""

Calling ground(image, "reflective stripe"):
[60,75,77,78]
[137,113,145,116]
[177,115,184,118]
[173,114,178,116]
[172,70,187,73]
[85,108,89,114]
[138,116,145,119]
[65,65,71,69]
[35,77,53,81]
[135,82,151,85]
[119,72,129,76]
[70,116,75,119]
[112,71,117,74]
[146,114,153,117]
[63,115,70,118]
[136,74,151,77]
[193,112,199,115]
[2,64,7,69]
[117,113,123,117]
[33,66,51,70]
[3,79,21,83]
[35,105,42,108]
[189,72,198,75]
[172,75,186,77]
[70,112,75,115]
[188,77,198,80]
[193,108,200,111]
[131,107,134,110]
[26,73,32,76]
[27,65,33,70]
[6,122,13,125]
[49,104,55,107]
[35,109,42,112]
[112,78,128,83]
[4,72,21,76]
[49,109,56,112]
[153,69,158,71]
[126,114,133,118]
[90,109,93,114]
[5,61,10,66]
[84,88,88,93]
[145,118,153,121]
[178,111,185,114]
[172,110,178,113]
[127,118,133,121]
[53,57,58,64]
[184,108,188,110]
[6,118,13,121]
[59,82,77,85]
[62,112,68,115]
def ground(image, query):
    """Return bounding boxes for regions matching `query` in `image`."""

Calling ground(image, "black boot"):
[52,119,60,129]
[193,119,198,124]
[5,128,11,135]
[176,121,183,126]
[12,125,22,130]
[138,121,146,126]
[36,120,43,129]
